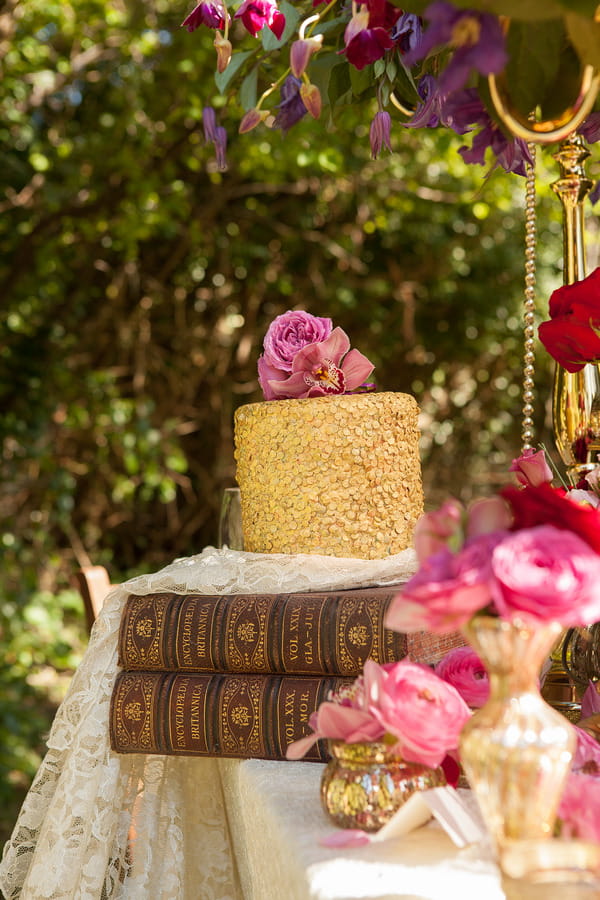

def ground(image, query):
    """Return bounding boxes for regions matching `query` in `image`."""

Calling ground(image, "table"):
[0,547,595,900]
[217,758,507,900]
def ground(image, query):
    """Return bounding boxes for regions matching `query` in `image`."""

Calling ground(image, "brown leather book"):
[110,670,352,762]
[117,586,409,676]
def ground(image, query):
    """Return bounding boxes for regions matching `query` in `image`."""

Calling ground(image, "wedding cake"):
[234,391,424,559]
[233,310,424,560]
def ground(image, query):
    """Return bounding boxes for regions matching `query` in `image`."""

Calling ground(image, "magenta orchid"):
[264,326,374,400]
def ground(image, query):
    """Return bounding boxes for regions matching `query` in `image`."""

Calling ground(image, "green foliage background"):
[2,0,597,847]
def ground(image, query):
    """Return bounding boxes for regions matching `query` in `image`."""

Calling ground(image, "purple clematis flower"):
[459,120,532,176]
[234,0,285,39]
[273,76,308,133]
[391,12,422,55]
[403,1,507,94]
[203,107,227,171]
[265,327,374,400]
[404,75,450,129]
[181,0,228,31]
[370,110,392,158]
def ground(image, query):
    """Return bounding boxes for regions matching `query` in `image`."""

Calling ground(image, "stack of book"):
[109,586,464,761]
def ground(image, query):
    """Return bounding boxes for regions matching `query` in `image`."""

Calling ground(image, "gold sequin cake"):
[234,392,424,559]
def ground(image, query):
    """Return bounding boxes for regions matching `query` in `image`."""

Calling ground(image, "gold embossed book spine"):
[117,587,409,676]
[110,671,351,762]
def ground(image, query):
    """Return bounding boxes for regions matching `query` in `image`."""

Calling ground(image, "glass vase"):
[459,616,576,854]
[320,739,446,833]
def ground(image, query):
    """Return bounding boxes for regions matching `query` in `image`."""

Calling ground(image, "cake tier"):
[234,392,424,560]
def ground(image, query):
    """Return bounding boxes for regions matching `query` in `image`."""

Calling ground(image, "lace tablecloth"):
[0,546,418,900]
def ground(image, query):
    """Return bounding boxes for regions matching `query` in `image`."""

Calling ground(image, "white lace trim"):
[0,547,416,900]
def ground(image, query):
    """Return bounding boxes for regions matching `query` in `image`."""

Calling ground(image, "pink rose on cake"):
[257,310,375,400]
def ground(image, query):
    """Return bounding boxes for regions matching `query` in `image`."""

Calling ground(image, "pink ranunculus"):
[558,772,600,842]
[385,533,500,635]
[266,327,374,400]
[369,659,471,768]
[413,499,465,564]
[581,680,600,719]
[509,448,553,488]
[261,310,332,373]
[434,646,489,708]
[490,524,600,626]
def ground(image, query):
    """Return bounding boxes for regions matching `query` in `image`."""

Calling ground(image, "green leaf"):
[261,0,300,51]
[350,62,375,97]
[327,62,353,108]
[540,44,586,121]
[565,12,600,70]
[214,50,255,93]
[240,69,258,111]
[503,19,564,117]
[558,0,599,17]
[308,51,339,109]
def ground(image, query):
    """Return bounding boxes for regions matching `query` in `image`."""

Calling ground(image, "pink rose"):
[490,524,600,626]
[581,680,600,719]
[369,659,471,768]
[385,533,500,635]
[572,725,600,774]
[261,310,332,372]
[466,496,512,538]
[413,499,464,564]
[509,448,553,487]
[558,772,600,842]
[285,669,384,760]
[434,646,489,708]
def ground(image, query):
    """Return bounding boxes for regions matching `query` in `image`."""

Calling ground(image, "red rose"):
[538,268,600,373]
[501,483,600,554]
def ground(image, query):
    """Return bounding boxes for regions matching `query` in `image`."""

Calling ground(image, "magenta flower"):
[181,0,228,31]
[370,659,472,768]
[490,524,600,626]
[403,1,507,94]
[286,658,471,768]
[413,498,464,563]
[435,646,489,708]
[341,0,400,71]
[234,0,285,39]
[509,448,553,488]
[581,680,600,719]
[261,310,332,372]
[264,327,374,400]
[369,111,392,159]
[385,533,500,635]
[558,772,600,842]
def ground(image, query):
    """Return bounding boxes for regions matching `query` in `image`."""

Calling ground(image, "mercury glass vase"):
[459,617,576,854]
[320,740,446,833]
